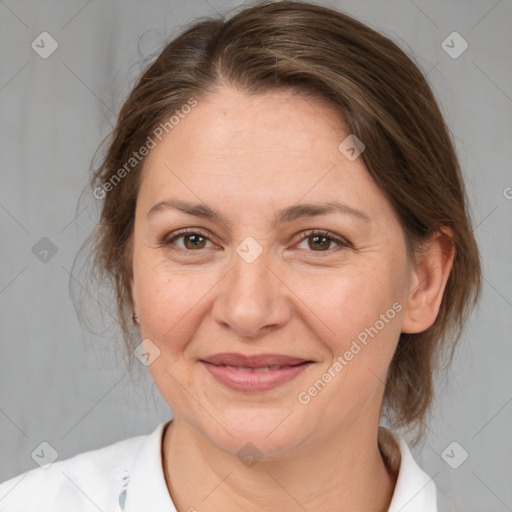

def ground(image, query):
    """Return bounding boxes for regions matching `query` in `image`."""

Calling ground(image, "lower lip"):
[200,361,313,392]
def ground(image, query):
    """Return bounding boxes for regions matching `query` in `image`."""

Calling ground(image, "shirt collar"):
[124,420,176,512]
[384,431,438,511]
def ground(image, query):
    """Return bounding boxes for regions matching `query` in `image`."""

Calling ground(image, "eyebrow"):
[146,198,371,226]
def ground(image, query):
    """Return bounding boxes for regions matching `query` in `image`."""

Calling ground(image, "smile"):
[199,353,314,392]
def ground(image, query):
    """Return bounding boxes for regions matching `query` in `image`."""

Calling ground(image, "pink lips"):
[200,352,314,392]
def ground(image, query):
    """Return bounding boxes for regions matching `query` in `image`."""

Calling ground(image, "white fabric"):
[0,421,437,511]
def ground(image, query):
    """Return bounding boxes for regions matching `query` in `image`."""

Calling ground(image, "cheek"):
[135,264,215,348]
[298,260,405,384]
[134,262,216,402]
[292,268,404,422]
[298,261,404,339]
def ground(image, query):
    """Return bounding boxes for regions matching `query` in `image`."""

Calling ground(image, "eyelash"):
[161,228,352,254]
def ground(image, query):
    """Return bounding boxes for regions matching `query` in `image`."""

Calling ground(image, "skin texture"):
[130,85,454,512]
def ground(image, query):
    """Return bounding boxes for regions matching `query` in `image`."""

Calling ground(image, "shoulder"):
[0,423,166,512]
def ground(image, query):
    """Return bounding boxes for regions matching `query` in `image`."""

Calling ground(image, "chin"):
[200,407,311,462]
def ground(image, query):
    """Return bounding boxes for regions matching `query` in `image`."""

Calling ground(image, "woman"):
[0,1,481,511]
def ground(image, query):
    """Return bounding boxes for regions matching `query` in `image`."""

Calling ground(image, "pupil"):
[185,234,205,249]
[310,235,329,251]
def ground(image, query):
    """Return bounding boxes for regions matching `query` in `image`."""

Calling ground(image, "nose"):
[212,246,292,339]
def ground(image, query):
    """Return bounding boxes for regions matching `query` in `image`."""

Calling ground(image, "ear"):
[401,227,455,334]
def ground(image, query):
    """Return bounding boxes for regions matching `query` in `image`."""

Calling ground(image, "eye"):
[161,228,351,254]
[295,229,350,253]
[163,228,215,251]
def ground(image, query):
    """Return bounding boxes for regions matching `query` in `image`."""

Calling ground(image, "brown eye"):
[296,230,349,253]
[182,234,207,250]
[308,234,333,251]
[164,230,214,251]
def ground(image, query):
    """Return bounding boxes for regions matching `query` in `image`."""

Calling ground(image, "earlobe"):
[401,228,455,334]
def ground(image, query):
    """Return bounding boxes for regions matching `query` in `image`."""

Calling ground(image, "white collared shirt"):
[0,421,437,511]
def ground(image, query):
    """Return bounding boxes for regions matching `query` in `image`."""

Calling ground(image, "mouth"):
[199,353,315,392]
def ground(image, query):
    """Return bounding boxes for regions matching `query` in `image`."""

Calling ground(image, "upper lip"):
[200,353,312,368]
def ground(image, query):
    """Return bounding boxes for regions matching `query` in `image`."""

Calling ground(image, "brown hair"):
[75,0,481,440]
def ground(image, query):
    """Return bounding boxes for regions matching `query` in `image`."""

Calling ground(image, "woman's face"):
[131,85,413,458]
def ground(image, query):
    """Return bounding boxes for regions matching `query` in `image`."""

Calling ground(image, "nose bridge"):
[230,239,275,307]
[214,237,289,336]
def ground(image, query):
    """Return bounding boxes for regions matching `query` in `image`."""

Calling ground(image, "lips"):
[201,352,311,368]
[199,353,314,392]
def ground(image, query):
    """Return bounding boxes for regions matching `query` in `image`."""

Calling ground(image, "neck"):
[162,417,398,512]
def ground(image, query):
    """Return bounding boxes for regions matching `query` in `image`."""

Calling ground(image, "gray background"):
[1,0,511,510]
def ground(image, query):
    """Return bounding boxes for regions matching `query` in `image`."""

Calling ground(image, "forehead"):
[136,86,392,223]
